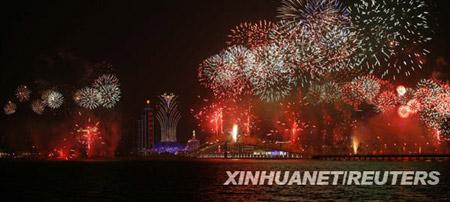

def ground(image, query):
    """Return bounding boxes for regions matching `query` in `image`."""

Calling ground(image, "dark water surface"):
[0,159,449,201]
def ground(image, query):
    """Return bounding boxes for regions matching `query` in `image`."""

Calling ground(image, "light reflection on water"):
[0,159,448,201]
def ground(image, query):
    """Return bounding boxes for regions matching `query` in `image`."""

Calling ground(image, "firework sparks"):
[231,124,238,143]
[398,105,411,118]
[15,85,31,102]
[352,75,382,103]
[45,90,64,109]
[192,97,257,140]
[277,101,306,144]
[93,74,120,87]
[74,117,102,156]
[414,79,449,132]
[198,46,255,98]
[227,20,278,48]
[352,136,359,154]
[97,84,121,108]
[397,85,407,97]
[350,0,432,79]
[439,118,450,141]
[341,75,383,107]
[74,88,102,110]
[406,99,422,114]
[31,99,46,115]
[192,99,224,136]
[278,0,359,81]
[3,101,16,115]
[305,81,341,105]
[245,43,296,102]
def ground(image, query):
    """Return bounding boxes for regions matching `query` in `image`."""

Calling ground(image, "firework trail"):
[278,101,306,143]
[73,113,103,157]
[192,97,257,139]
[439,118,450,141]
[3,101,16,115]
[192,99,224,136]
[350,0,431,80]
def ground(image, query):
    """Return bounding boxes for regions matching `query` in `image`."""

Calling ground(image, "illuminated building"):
[137,100,156,155]
[156,93,181,143]
[185,130,200,151]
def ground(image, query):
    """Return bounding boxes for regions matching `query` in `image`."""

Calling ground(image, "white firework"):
[97,84,121,108]
[74,88,102,110]
[245,43,296,102]
[93,74,120,87]
[350,0,432,79]
[4,101,16,115]
[198,45,255,97]
[46,90,64,109]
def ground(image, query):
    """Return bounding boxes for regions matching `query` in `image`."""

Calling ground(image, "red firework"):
[227,20,278,48]
[192,98,257,141]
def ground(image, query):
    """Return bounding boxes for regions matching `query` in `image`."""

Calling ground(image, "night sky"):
[0,0,449,152]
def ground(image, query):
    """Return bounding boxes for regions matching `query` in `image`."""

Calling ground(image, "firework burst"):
[374,90,398,112]
[406,99,422,114]
[31,99,46,115]
[97,84,121,108]
[305,81,341,105]
[93,74,120,87]
[413,79,449,131]
[15,85,31,102]
[227,20,278,48]
[350,0,432,79]
[341,75,383,107]
[45,90,64,109]
[3,101,16,115]
[73,114,103,157]
[352,75,383,103]
[74,88,102,110]
[198,45,255,98]
[277,0,349,33]
[278,0,359,81]
[439,118,450,141]
[245,44,296,102]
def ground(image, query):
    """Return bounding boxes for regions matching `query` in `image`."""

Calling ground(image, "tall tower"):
[156,93,181,143]
[137,100,156,154]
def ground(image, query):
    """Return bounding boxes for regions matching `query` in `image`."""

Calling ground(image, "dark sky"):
[0,0,449,151]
